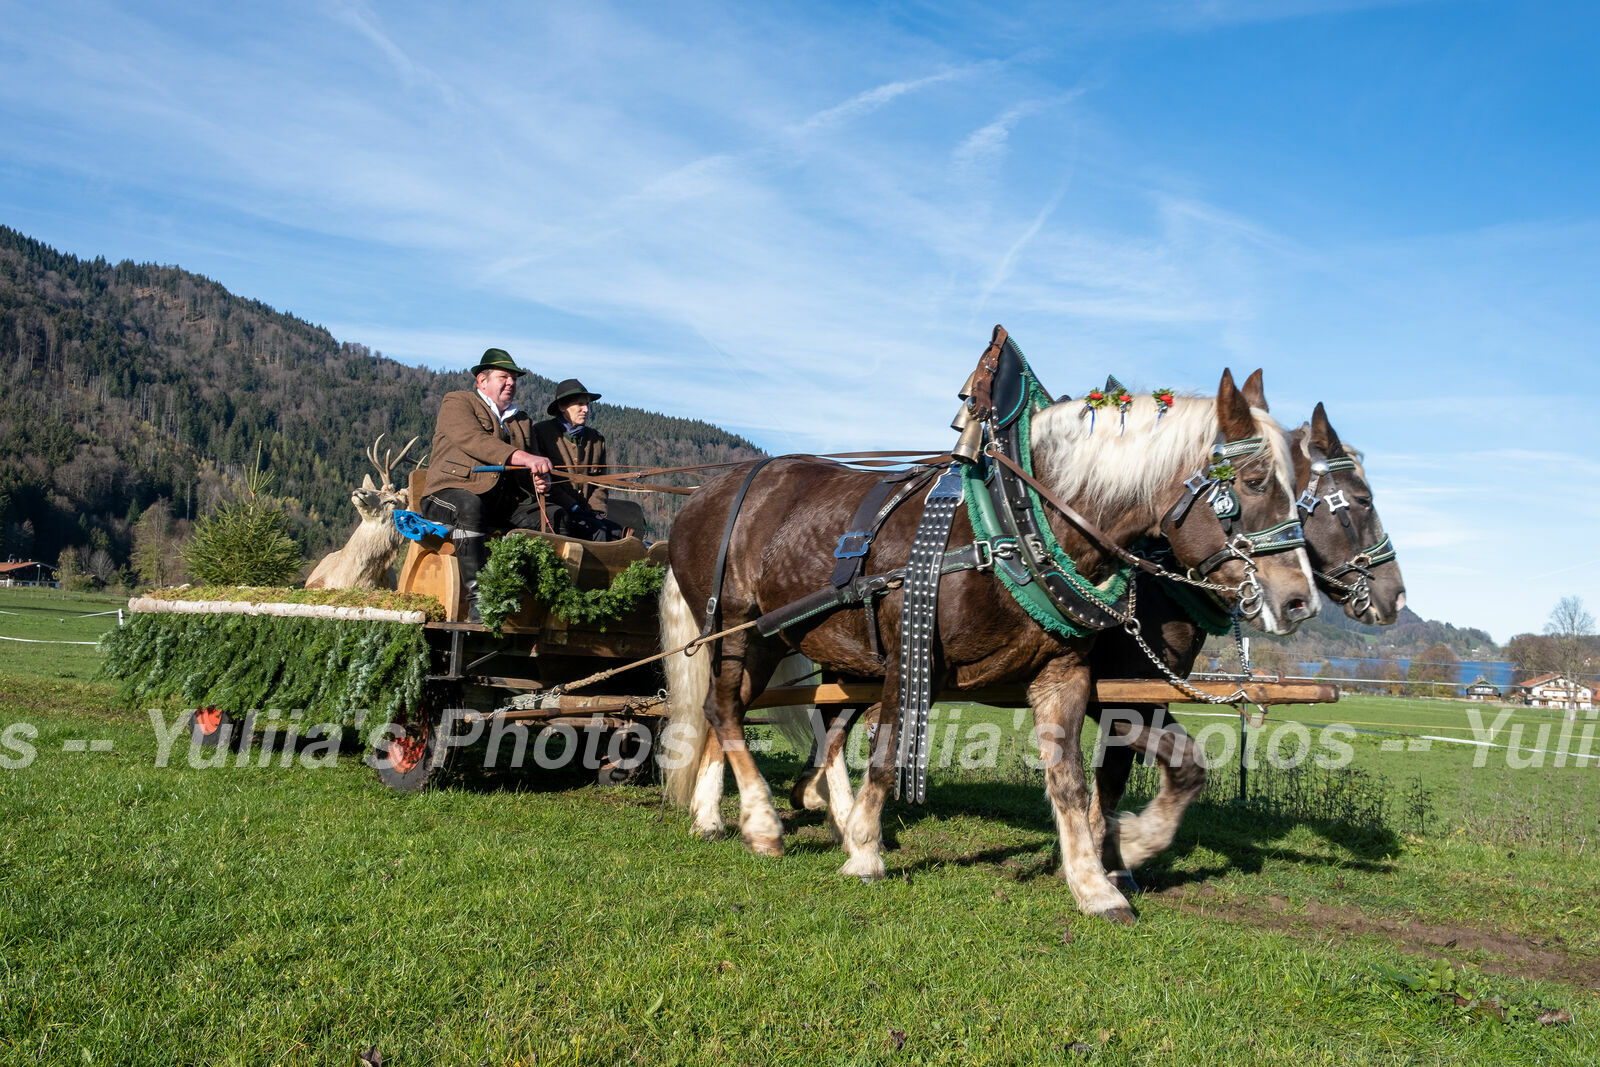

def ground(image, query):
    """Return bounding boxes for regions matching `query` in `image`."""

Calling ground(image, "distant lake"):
[1294,657,1516,690]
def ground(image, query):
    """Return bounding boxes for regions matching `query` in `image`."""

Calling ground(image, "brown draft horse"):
[660,368,1315,922]
[785,389,1406,887]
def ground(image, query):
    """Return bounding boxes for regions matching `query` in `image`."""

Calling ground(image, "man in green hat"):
[419,348,553,614]
[533,377,624,541]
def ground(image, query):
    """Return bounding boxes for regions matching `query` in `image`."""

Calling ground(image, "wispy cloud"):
[322,0,457,103]
[790,68,971,134]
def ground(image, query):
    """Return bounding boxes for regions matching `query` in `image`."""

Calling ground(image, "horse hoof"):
[839,856,886,882]
[692,824,725,841]
[1100,907,1138,926]
[745,836,784,857]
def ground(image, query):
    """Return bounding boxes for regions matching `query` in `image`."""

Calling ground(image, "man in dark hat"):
[533,378,625,542]
[419,348,554,612]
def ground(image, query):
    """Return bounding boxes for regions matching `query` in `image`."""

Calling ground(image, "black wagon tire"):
[370,703,452,792]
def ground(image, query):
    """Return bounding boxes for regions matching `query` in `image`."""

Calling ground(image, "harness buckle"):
[1182,473,1211,496]
[1324,489,1350,512]
[971,540,995,571]
[833,531,873,560]
[1296,489,1321,515]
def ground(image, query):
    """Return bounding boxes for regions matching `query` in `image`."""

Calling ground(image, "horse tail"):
[659,569,711,808]
[766,653,820,758]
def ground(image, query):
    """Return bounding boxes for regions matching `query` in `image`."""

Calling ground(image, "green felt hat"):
[470,348,527,377]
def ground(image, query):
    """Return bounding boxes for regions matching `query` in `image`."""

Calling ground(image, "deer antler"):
[366,434,421,492]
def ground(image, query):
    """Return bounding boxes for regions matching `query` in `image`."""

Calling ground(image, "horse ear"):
[1311,401,1345,456]
[1216,368,1255,439]
[1241,369,1267,411]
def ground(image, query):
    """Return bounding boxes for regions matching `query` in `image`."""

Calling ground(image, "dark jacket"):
[533,419,608,515]
[423,390,538,497]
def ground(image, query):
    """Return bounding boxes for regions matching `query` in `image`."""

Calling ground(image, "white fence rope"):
[0,635,102,645]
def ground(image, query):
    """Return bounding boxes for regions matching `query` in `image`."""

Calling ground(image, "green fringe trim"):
[964,372,1131,639]
[97,614,428,726]
[476,534,666,636]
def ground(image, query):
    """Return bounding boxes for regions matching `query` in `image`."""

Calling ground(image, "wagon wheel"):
[185,706,240,750]
[370,700,454,792]
[596,720,655,787]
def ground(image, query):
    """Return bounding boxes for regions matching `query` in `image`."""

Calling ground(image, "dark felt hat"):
[471,348,527,377]
[548,378,601,417]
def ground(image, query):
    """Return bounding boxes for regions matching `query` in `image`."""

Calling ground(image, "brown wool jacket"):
[532,419,608,515]
[423,390,538,496]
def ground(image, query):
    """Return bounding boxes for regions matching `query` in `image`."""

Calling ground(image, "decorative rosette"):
[1151,388,1175,432]
[1082,388,1111,433]
[1113,388,1133,434]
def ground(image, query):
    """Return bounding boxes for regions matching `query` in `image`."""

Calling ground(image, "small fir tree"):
[184,449,303,587]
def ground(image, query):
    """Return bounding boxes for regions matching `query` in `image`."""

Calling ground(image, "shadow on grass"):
[773,761,1406,888]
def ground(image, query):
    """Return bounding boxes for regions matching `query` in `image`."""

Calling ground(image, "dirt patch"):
[1157,884,1600,991]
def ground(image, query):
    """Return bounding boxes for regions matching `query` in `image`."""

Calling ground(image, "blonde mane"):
[1029,392,1296,516]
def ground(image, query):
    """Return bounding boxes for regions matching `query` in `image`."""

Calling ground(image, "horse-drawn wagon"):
[104,324,1402,922]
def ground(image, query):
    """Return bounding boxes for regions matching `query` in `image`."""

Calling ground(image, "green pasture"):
[0,587,127,680]
[0,586,1596,1064]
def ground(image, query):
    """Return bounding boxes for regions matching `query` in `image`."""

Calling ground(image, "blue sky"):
[1,0,1594,642]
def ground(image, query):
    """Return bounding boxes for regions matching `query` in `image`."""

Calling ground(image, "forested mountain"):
[1208,595,1498,659]
[0,226,760,580]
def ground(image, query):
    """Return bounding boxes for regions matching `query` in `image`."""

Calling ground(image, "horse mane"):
[1030,392,1295,515]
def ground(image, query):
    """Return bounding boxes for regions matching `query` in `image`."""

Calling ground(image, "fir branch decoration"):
[476,534,666,635]
[98,614,427,727]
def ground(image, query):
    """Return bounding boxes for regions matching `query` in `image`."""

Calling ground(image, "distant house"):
[1510,673,1594,711]
[1463,677,1501,701]
[0,560,55,588]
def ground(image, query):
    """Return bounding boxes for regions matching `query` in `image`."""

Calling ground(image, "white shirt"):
[476,388,520,427]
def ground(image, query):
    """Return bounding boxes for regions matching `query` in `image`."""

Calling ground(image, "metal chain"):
[1313,563,1372,616]
[1114,578,1254,706]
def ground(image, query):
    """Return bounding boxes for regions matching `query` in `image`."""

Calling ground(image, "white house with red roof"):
[1510,673,1594,711]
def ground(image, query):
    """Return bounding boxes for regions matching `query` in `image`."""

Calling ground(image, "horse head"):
[1168,368,1317,634]
[1288,402,1406,625]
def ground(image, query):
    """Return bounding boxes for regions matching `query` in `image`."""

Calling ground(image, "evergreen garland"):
[476,534,666,636]
[99,614,428,726]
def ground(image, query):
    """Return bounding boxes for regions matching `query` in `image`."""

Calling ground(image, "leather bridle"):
[1297,448,1396,616]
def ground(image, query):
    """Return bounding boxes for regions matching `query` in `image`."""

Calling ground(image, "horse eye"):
[1244,476,1270,494]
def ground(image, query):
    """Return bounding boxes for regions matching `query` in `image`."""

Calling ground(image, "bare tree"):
[132,498,188,588]
[1544,596,1596,719]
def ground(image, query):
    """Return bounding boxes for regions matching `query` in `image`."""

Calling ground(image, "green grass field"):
[0,587,128,680]
[2,588,1596,1064]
